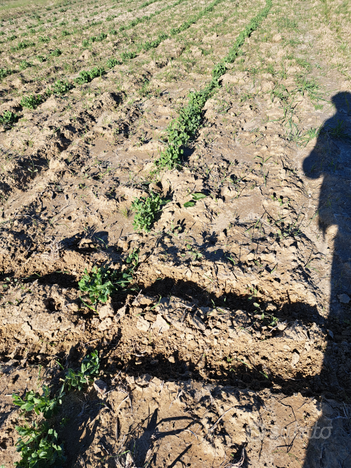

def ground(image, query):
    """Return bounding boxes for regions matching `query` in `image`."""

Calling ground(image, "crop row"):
[0,0,163,45]
[133,0,274,231]
[0,0,227,125]
[0,0,190,84]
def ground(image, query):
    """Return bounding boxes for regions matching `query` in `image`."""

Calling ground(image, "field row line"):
[0,0,190,89]
[0,0,225,126]
[133,0,274,231]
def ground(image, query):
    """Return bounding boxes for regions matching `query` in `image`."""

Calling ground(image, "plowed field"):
[0,0,350,466]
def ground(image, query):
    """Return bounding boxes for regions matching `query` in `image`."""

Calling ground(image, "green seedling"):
[97,32,107,41]
[121,51,137,62]
[75,66,106,84]
[19,60,31,70]
[21,94,42,110]
[295,75,322,101]
[13,386,60,419]
[132,191,168,231]
[0,110,19,128]
[106,57,120,69]
[64,350,100,391]
[126,248,139,269]
[0,67,11,79]
[15,424,65,468]
[39,35,50,43]
[78,265,133,305]
[49,79,74,96]
[50,48,62,57]
[328,119,349,140]
[13,40,35,51]
[184,192,207,207]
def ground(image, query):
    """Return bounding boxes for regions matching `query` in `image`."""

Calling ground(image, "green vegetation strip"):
[133,0,273,231]
[139,0,163,9]
[121,0,223,61]
[155,0,273,170]
[1,0,222,126]
[13,351,100,467]
[119,0,188,32]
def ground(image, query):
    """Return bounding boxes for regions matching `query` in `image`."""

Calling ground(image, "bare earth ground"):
[0,0,351,466]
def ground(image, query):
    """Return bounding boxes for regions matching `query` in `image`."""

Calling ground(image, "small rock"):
[272,33,282,43]
[135,374,152,387]
[114,305,126,322]
[277,321,287,331]
[79,50,92,61]
[93,379,108,395]
[136,317,150,332]
[338,294,350,304]
[189,314,206,331]
[98,317,113,331]
[151,314,170,333]
[98,302,114,319]
[291,352,300,367]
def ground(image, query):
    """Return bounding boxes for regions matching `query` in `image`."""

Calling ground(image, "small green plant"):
[0,67,11,79]
[97,32,107,41]
[13,386,60,419]
[36,55,46,62]
[0,110,19,128]
[39,35,50,43]
[19,60,31,70]
[106,57,120,69]
[328,119,349,140]
[78,264,133,305]
[183,192,207,207]
[15,424,65,468]
[21,94,42,109]
[64,350,100,391]
[13,351,100,468]
[75,66,106,84]
[50,48,62,57]
[13,40,35,51]
[132,191,167,231]
[121,51,137,62]
[49,79,74,96]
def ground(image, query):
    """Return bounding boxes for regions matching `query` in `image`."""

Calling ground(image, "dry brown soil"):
[0,0,351,466]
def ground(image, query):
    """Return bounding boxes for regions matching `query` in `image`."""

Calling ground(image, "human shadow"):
[302,92,351,467]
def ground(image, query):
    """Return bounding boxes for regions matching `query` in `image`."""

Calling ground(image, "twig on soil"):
[169,388,184,409]
[100,441,112,455]
[224,447,246,468]
[78,455,86,468]
[116,395,129,412]
[78,402,87,417]
[208,406,235,435]
[83,338,100,347]
[185,428,199,439]
[116,417,120,441]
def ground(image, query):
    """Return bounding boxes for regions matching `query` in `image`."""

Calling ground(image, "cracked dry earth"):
[0,0,351,466]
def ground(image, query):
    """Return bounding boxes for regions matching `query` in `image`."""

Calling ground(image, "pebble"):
[338,294,350,304]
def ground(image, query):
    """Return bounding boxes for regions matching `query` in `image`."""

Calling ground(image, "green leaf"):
[192,193,207,200]
[184,201,196,208]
